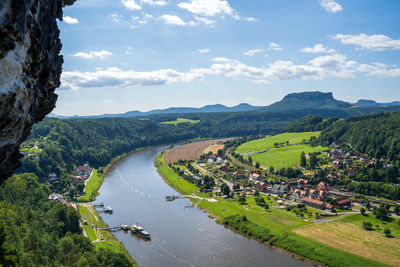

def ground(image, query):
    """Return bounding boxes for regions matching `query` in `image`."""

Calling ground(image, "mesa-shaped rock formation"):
[0,0,75,183]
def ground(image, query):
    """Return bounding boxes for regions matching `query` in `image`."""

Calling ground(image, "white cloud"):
[301,44,336,54]
[61,67,211,90]
[61,54,400,90]
[358,63,400,78]
[141,0,167,6]
[243,48,263,56]
[194,16,216,25]
[72,50,112,59]
[198,48,210,53]
[159,14,186,25]
[103,100,115,104]
[244,17,259,22]
[63,16,79,24]
[320,0,343,13]
[121,0,141,10]
[269,42,282,51]
[333,33,400,51]
[178,0,234,17]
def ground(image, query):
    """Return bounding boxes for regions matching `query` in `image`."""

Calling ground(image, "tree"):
[217,149,223,156]
[269,166,274,174]
[360,207,366,215]
[384,228,391,237]
[300,151,307,168]
[362,221,372,230]
[366,202,372,210]
[309,154,317,170]
[253,190,259,196]
[220,183,230,196]
[255,162,260,169]
[248,156,253,166]
[394,205,400,215]
[238,195,246,204]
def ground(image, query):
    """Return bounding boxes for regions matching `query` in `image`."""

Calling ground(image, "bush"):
[362,221,373,230]
[384,228,391,237]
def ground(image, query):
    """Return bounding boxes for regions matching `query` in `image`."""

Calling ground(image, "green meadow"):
[160,118,200,126]
[251,144,327,169]
[235,132,320,154]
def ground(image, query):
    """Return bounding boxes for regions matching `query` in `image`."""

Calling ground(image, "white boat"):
[130,223,151,239]
[104,206,113,213]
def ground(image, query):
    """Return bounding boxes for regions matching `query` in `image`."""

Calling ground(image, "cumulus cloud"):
[61,54,400,90]
[243,48,263,56]
[159,14,186,25]
[198,48,210,53]
[333,33,400,51]
[244,17,259,22]
[301,44,336,54]
[61,67,212,90]
[121,0,141,10]
[63,16,79,24]
[178,0,234,17]
[141,0,167,6]
[72,50,112,59]
[269,42,282,51]
[194,16,216,25]
[320,0,343,13]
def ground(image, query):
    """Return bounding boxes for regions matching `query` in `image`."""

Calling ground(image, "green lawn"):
[157,154,384,267]
[155,153,200,195]
[250,144,326,169]
[340,213,400,238]
[160,118,200,126]
[236,132,321,154]
[79,169,103,202]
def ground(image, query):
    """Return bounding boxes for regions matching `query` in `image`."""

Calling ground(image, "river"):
[95,146,309,267]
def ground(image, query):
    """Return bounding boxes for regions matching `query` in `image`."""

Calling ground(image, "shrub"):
[362,221,372,230]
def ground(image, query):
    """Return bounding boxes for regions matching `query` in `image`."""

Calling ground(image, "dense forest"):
[0,173,131,266]
[319,112,400,163]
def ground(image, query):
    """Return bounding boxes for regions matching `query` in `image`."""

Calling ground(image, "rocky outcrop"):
[0,0,74,184]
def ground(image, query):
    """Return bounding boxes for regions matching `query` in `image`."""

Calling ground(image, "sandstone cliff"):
[0,0,74,183]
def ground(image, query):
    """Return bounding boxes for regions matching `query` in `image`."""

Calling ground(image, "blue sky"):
[55,0,400,115]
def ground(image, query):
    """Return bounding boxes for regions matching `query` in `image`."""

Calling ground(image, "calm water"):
[95,146,309,267]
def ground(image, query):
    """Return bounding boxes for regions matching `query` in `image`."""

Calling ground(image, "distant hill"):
[264,91,351,111]
[353,99,400,107]
[49,103,263,119]
[49,91,400,119]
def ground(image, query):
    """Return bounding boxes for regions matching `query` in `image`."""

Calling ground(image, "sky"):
[55,0,400,116]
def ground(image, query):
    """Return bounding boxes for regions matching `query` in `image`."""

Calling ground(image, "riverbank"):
[78,204,138,266]
[77,149,150,266]
[154,151,385,267]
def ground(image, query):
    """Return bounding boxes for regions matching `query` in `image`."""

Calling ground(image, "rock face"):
[0,0,74,184]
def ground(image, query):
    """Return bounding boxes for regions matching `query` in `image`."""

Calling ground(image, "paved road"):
[194,162,236,191]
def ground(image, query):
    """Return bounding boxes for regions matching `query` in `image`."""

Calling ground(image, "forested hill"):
[319,112,400,163]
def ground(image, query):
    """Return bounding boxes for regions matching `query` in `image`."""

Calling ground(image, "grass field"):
[157,153,384,266]
[251,144,327,169]
[79,169,103,202]
[293,219,400,266]
[341,213,400,238]
[160,118,200,126]
[79,205,137,266]
[236,132,321,154]
[155,153,200,195]
[197,195,383,266]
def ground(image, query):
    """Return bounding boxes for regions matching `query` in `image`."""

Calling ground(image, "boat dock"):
[165,195,181,201]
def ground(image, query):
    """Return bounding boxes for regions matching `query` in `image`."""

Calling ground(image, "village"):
[167,140,400,221]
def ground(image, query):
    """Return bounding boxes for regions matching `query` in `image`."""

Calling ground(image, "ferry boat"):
[130,223,151,240]
[104,206,113,213]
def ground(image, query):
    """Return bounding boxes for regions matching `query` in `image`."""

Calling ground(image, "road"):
[194,162,236,191]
